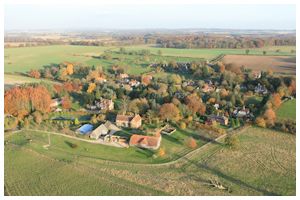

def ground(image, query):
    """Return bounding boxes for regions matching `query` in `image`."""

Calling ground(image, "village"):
[5,49,296,153]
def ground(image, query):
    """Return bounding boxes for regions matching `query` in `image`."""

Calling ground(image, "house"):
[233,107,253,118]
[252,70,262,79]
[207,115,229,126]
[213,104,220,110]
[119,73,129,79]
[76,124,93,135]
[116,115,131,127]
[202,84,215,93]
[50,98,61,107]
[96,98,114,111]
[116,114,142,128]
[90,121,121,140]
[255,83,268,94]
[130,115,142,129]
[129,134,161,150]
[129,79,140,87]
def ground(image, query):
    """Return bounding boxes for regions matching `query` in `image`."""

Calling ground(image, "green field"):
[276,99,296,121]
[5,45,296,74]
[5,126,295,195]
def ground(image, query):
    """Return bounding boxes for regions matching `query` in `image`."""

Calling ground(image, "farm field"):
[4,45,296,73]
[4,73,60,90]
[5,126,295,195]
[276,99,296,121]
[222,55,296,76]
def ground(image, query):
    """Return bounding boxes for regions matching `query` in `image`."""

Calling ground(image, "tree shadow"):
[182,157,280,196]
[162,134,182,145]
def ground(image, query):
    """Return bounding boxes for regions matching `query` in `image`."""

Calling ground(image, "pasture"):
[5,126,295,195]
[5,45,296,74]
[276,99,296,121]
[222,55,296,76]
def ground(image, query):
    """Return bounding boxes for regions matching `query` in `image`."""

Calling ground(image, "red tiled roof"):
[129,134,160,148]
[116,115,131,122]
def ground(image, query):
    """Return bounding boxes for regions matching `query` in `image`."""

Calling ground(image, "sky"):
[4,4,296,30]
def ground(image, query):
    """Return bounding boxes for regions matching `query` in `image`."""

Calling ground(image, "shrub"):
[256,117,266,128]
[180,122,187,130]
[157,147,166,157]
[185,137,197,149]
[4,116,18,130]
[225,135,239,149]
[32,111,43,125]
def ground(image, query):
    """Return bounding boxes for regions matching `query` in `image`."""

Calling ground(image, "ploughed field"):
[5,126,295,195]
[222,55,296,76]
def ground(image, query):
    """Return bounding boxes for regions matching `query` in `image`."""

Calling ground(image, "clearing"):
[276,99,296,121]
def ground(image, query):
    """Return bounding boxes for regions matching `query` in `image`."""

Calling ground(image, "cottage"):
[129,134,161,150]
[207,115,229,126]
[116,114,142,128]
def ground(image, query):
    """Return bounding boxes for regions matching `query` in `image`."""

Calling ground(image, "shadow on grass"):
[162,134,182,145]
[182,157,280,196]
[179,128,222,145]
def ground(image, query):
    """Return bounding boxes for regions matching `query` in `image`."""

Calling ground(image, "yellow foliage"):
[87,83,96,93]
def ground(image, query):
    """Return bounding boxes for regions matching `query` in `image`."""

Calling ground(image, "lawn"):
[276,99,296,121]
[5,45,295,74]
[5,126,295,195]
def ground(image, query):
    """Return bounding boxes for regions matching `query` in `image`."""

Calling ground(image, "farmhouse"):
[116,114,142,128]
[207,115,229,126]
[129,134,161,150]
[129,79,140,87]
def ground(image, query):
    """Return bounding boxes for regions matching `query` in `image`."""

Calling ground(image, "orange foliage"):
[185,94,206,115]
[29,70,41,79]
[66,63,74,75]
[87,83,96,93]
[288,80,296,95]
[141,75,152,86]
[185,137,197,149]
[62,96,72,110]
[159,103,180,121]
[264,108,276,126]
[5,85,51,119]
[272,93,282,108]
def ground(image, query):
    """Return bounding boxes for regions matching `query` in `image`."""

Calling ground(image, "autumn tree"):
[255,117,266,128]
[157,147,166,157]
[32,111,43,124]
[66,63,74,75]
[185,137,197,149]
[216,62,225,73]
[141,75,152,86]
[61,96,72,110]
[288,80,296,95]
[185,94,206,115]
[264,108,276,126]
[29,70,41,79]
[87,83,96,93]
[272,93,282,109]
[159,103,180,122]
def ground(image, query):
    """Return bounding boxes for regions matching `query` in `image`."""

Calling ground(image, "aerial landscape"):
[3,3,296,197]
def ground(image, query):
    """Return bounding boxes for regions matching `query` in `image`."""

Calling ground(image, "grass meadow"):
[5,126,295,195]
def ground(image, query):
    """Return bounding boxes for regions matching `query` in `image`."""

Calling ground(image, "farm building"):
[76,124,93,135]
[90,121,121,140]
[129,134,161,150]
[116,114,142,128]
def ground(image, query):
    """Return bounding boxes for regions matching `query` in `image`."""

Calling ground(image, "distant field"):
[5,45,296,74]
[4,74,61,90]
[222,55,296,76]
[5,126,295,195]
[276,99,296,121]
